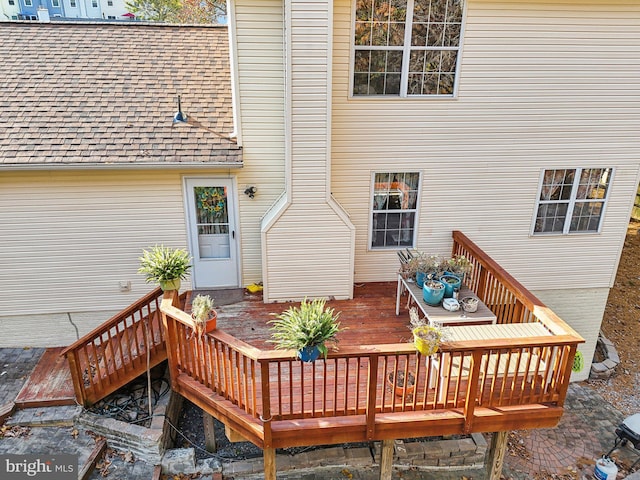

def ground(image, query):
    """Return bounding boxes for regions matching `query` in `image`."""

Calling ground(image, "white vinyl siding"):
[231,0,287,284]
[0,170,191,317]
[259,0,356,301]
[534,287,609,382]
[332,0,640,292]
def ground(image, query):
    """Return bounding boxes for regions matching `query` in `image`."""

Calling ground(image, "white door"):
[184,178,240,288]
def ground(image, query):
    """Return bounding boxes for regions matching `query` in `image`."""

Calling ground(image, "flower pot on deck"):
[423,280,445,306]
[440,274,461,298]
[297,345,322,362]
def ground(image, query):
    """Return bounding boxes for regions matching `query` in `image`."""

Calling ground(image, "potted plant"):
[268,298,342,362]
[439,274,461,298]
[138,245,192,291]
[387,370,416,397]
[445,254,473,279]
[409,307,446,356]
[190,294,217,337]
[401,252,444,288]
[423,279,445,306]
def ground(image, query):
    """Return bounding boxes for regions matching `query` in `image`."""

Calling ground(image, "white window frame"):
[91,0,97,7]
[531,167,613,236]
[51,0,60,7]
[369,171,421,250]
[350,0,466,98]
[24,0,32,6]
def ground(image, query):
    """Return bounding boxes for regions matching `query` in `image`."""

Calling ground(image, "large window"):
[533,168,612,235]
[353,0,464,97]
[371,172,420,248]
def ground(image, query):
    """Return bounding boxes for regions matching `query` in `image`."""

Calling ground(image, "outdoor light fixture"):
[173,95,187,124]
[244,186,257,198]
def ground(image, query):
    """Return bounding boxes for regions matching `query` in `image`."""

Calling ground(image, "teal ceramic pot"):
[440,274,461,298]
[298,345,321,362]
[423,280,445,306]
[416,271,426,288]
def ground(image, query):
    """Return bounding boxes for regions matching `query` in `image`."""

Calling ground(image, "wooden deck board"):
[15,347,76,408]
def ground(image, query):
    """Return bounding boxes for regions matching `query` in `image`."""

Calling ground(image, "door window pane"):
[194,187,230,258]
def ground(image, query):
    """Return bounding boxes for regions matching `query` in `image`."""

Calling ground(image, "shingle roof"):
[0,22,241,168]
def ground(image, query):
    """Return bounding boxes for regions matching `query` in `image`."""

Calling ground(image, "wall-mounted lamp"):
[244,186,257,199]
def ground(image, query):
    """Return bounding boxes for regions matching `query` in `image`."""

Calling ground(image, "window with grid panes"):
[533,168,612,235]
[371,172,420,248]
[353,0,464,96]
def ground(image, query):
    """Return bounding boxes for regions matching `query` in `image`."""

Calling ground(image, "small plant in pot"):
[190,294,217,337]
[445,254,473,279]
[387,370,416,397]
[423,278,445,306]
[268,298,342,362]
[138,245,192,291]
[400,252,444,288]
[409,307,447,356]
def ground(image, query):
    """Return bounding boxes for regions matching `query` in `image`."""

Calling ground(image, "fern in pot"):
[268,298,342,362]
[138,245,192,291]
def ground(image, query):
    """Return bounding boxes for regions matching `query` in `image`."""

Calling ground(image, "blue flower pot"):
[423,280,445,306]
[416,271,426,288]
[440,274,461,298]
[298,345,321,362]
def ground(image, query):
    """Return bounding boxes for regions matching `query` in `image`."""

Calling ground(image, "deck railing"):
[160,231,583,449]
[62,287,185,406]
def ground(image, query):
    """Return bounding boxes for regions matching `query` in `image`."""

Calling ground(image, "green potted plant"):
[138,245,192,291]
[190,294,217,337]
[268,298,342,362]
[445,254,473,279]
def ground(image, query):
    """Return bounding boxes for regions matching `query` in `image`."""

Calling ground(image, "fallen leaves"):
[0,425,31,439]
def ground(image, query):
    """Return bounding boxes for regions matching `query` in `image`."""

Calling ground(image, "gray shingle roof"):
[0,22,241,168]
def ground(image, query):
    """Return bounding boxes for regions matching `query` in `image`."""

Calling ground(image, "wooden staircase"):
[61,288,186,406]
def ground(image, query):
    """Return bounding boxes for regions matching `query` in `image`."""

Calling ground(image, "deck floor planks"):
[15,347,76,408]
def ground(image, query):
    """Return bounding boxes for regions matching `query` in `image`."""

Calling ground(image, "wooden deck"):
[15,347,75,408]
[59,230,584,480]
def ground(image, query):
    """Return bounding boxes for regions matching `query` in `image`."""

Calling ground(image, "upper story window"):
[24,0,32,6]
[353,0,464,97]
[70,0,76,6]
[91,0,97,6]
[532,168,613,235]
[51,0,60,7]
[107,0,113,5]
[8,0,15,5]
[371,172,420,249]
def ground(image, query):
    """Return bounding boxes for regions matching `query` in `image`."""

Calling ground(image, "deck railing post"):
[463,350,483,433]
[161,290,182,390]
[65,350,88,407]
[365,355,379,441]
[259,360,275,480]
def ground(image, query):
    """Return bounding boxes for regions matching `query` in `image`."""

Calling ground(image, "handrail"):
[158,232,584,449]
[451,230,582,338]
[63,287,181,406]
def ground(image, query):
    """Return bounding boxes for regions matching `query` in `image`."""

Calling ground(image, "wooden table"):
[396,274,497,326]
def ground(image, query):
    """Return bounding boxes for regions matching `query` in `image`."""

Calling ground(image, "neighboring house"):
[1,0,20,20]
[1,0,639,384]
[16,0,63,18]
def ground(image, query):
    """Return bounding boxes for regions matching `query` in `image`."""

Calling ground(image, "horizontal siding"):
[0,170,190,316]
[533,287,610,382]
[261,0,355,301]
[233,0,287,283]
[331,0,640,292]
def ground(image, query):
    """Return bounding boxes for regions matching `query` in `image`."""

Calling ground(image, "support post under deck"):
[379,439,394,480]
[487,431,508,480]
[264,447,276,480]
